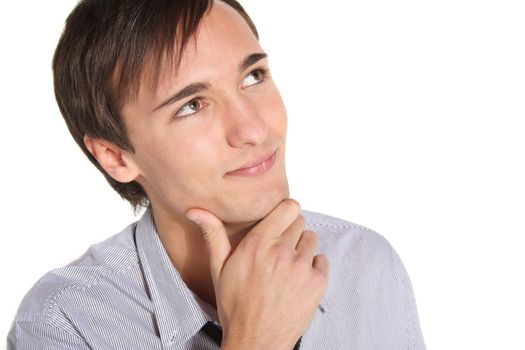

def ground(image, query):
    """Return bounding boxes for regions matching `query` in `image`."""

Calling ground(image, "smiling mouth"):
[225,150,277,177]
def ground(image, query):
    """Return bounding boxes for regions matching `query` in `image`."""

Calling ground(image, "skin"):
[84,5,329,347]
[84,1,289,308]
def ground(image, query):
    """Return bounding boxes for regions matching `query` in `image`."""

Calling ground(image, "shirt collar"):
[136,207,210,348]
[136,206,330,348]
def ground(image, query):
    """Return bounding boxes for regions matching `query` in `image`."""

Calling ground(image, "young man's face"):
[121,1,289,225]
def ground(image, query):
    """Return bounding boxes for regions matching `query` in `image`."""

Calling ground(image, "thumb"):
[185,208,232,285]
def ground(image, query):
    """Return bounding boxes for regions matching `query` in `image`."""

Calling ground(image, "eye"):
[241,68,269,88]
[175,98,207,118]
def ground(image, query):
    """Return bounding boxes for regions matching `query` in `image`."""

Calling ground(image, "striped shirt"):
[7,207,426,349]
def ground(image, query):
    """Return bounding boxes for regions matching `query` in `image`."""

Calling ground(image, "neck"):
[150,205,257,309]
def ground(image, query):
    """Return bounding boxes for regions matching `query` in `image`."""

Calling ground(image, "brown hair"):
[53,0,258,212]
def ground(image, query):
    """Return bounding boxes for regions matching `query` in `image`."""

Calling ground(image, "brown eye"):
[242,68,269,88]
[175,98,206,118]
[251,70,263,81]
[188,100,200,110]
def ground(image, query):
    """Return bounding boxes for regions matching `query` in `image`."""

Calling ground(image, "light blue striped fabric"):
[7,207,426,349]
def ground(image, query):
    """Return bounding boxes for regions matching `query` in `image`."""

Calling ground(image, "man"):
[8,0,426,349]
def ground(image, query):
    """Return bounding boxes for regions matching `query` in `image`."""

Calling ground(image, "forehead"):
[142,1,262,100]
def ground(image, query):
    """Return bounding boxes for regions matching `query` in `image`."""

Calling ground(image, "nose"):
[223,95,269,148]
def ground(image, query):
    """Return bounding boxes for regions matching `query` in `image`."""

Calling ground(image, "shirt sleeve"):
[7,321,91,350]
[386,240,427,350]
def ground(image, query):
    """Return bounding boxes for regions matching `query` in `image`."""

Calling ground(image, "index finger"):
[245,198,301,243]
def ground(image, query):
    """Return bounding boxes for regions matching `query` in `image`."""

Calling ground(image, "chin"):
[221,181,289,225]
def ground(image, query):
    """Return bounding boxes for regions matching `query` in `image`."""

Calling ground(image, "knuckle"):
[284,198,301,211]
[273,243,291,261]
[293,255,312,272]
[201,229,214,243]
[295,214,305,228]
[243,233,266,255]
[316,253,328,265]
[313,257,328,274]
[304,229,317,240]
[302,230,318,246]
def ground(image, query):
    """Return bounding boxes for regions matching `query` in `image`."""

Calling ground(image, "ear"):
[83,135,140,183]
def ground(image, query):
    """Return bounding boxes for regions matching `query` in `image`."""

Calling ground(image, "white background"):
[1,1,524,349]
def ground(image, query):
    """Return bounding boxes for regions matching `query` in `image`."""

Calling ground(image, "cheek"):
[135,137,225,212]
[152,133,218,180]
[255,87,288,133]
[140,126,223,185]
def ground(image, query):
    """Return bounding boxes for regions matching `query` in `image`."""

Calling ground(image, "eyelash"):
[173,67,270,119]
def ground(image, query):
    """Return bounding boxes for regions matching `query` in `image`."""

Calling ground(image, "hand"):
[185,198,329,350]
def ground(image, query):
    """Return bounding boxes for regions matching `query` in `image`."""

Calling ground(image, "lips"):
[226,149,277,176]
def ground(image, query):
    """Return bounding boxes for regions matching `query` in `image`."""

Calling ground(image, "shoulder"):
[12,221,140,324]
[301,208,395,260]
[300,208,409,296]
[300,212,426,347]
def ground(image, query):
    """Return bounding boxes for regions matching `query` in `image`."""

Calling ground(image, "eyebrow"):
[239,52,267,72]
[153,52,268,112]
